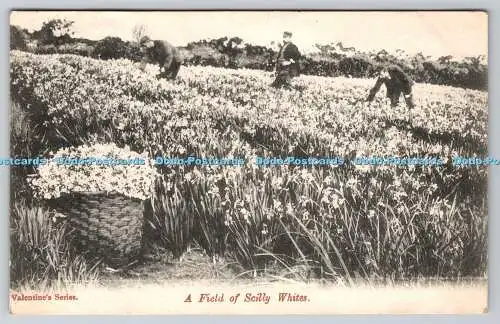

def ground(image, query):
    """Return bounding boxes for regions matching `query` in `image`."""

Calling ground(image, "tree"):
[132,24,148,44]
[10,25,28,50]
[438,55,453,65]
[33,19,74,45]
[464,55,485,69]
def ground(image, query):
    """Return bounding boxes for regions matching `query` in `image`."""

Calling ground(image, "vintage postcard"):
[8,10,488,314]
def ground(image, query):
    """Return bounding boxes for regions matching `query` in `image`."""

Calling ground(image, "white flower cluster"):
[29,143,157,200]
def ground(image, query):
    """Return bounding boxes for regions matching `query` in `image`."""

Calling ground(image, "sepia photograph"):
[8,10,488,314]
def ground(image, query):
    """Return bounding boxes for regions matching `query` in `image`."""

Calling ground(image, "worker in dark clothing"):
[366,64,416,110]
[271,31,301,89]
[139,36,182,80]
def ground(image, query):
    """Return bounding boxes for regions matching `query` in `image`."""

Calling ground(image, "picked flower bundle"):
[28,143,157,201]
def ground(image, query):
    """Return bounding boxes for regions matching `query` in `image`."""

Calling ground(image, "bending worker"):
[139,35,182,80]
[366,64,416,111]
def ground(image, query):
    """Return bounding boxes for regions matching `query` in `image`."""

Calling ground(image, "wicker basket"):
[49,191,145,268]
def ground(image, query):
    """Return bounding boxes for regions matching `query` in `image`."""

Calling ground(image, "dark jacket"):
[275,41,301,77]
[367,64,414,102]
[143,40,182,70]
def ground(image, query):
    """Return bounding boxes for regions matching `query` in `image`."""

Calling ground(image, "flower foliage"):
[11,51,488,280]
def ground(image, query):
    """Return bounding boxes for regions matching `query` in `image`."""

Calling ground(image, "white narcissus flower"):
[11,51,487,224]
[29,143,157,201]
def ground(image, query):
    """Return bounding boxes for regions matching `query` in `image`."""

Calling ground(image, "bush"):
[124,41,143,62]
[92,36,128,60]
[57,42,94,57]
[10,25,27,51]
[34,44,57,55]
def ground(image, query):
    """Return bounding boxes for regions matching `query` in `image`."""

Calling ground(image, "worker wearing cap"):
[366,64,415,110]
[271,31,302,89]
[139,36,183,80]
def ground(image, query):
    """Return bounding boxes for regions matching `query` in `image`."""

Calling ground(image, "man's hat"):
[283,31,293,37]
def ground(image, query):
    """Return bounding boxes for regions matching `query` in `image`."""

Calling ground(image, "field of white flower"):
[9,51,488,288]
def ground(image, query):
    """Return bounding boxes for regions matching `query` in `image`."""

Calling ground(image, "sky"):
[10,11,488,59]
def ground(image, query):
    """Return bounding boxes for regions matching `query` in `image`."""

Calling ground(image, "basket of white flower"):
[28,143,157,268]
